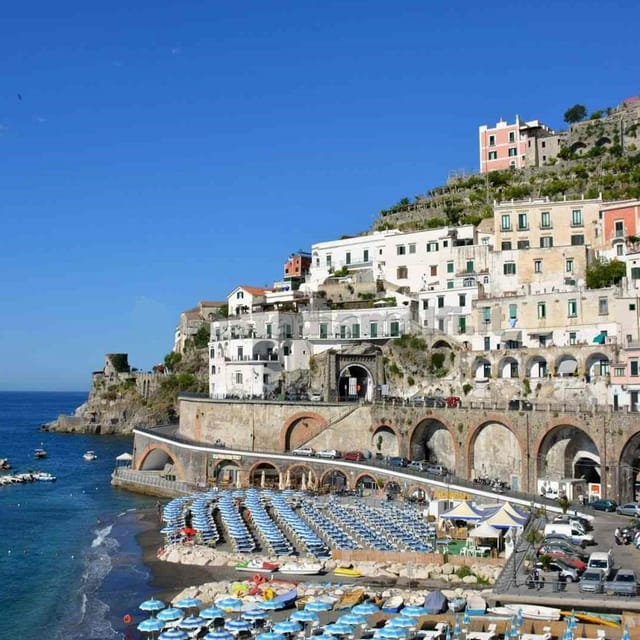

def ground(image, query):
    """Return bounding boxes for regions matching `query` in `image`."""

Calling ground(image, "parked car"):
[291,447,315,456]
[543,551,587,573]
[446,396,461,408]
[508,399,533,410]
[587,551,614,580]
[387,456,408,468]
[316,449,341,459]
[534,558,580,582]
[307,392,323,402]
[425,464,448,476]
[579,569,607,593]
[616,502,640,517]
[607,569,638,596]
[537,540,588,561]
[343,451,364,461]
[408,460,427,472]
[590,499,617,512]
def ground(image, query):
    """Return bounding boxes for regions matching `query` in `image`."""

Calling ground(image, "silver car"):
[579,570,606,593]
[607,569,638,596]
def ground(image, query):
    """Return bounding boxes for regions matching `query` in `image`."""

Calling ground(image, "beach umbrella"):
[217,597,244,612]
[401,606,426,618]
[516,609,523,628]
[157,608,184,623]
[140,598,166,614]
[200,606,225,620]
[273,620,303,634]
[243,609,270,621]
[337,613,367,626]
[376,628,408,640]
[256,633,286,640]
[623,627,630,640]
[324,622,355,636]
[257,598,287,611]
[305,600,334,612]
[453,617,460,636]
[225,618,253,633]
[352,602,380,615]
[462,611,470,627]
[388,616,417,629]
[159,630,189,640]
[205,632,235,640]
[291,610,320,623]
[138,617,165,634]
[311,635,338,640]
[175,597,202,610]
[179,615,206,630]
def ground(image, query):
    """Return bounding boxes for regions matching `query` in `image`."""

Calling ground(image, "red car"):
[343,451,364,461]
[446,396,461,408]
[544,551,586,573]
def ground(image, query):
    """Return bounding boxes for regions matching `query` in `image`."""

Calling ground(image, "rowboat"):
[279,561,324,575]
[382,595,404,613]
[448,597,466,613]
[561,611,621,628]
[503,604,561,621]
[335,587,366,610]
[465,594,486,616]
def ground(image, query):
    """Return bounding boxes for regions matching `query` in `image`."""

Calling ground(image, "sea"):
[0,391,158,640]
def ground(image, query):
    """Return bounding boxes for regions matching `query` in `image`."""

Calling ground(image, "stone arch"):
[555,353,578,377]
[570,141,587,154]
[467,416,523,488]
[619,433,640,502]
[497,355,520,379]
[409,416,457,470]
[355,473,378,494]
[248,461,281,488]
[252,339,278,360]
[432,339,454,350]
[535,422,601,485]
[338,363,373,401]
[384,480,402,496]
[137,444,186,479]
[320,469,348,492]
[585,352,610,379]
[525,355,548,378]
[284,463,315,490]
[279,412,328,452]
[212,459,241,487]
[595,136,612,147]
[472,356,492,379]
[371,424,401,457]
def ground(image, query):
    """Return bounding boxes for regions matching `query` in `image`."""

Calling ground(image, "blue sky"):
[1,1,639,391]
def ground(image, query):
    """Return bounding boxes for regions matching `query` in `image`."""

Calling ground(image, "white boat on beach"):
[83,450,97,461]
[465,594,486,616]
[278,561,324,575]
[381,595,404,613]
[489,604,561,621]
[235,559,280,573]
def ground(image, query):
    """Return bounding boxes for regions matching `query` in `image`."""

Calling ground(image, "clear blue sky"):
[1,1,639,391]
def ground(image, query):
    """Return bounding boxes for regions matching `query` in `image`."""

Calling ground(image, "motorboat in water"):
[34,448,47,459]
[0,458,11,470]
[83,450,97,461]
[33,471,56,482]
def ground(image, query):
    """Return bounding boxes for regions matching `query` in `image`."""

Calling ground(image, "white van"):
[544,522,594,546]
[587,551,613,579]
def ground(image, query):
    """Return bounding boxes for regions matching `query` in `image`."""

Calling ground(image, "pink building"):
[478,115,554,173]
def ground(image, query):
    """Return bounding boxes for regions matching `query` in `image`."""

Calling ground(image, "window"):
[615,367,625,377]
[537,302,546,319]
[630,303,637,311]
[283,345,290,356]
[509,131,515,143]
[422,299,429,310]
[363,249,369,262]
[534,259,542,273]
[211,364,216,374]
[266,323,272,338]
[571,234,584,246]
[459,294,466,307]
[540,236,553,248]
[397,266,408,279]
[615,220,624,238]
[458,317,466,333]
[599,297,609,315]
[345,251,351,265]
[484,336,491,350]
[565,258,574,273]
[237,346,243,360]
[632,267,640,280]
[340,325,347,339]
[326,254,332,267]
[437,296,444,308]
[517,213,528,230]
[503,262,517,275]
[509,304,517,320]
[466,260,474,272]
[463,277,475,287]
[617,243,624,256]
[447,261,454,273]
[210,348,215,359]
[430,265,438,276]
[568,299,577,317]
[443,240,448,248]
[501,214,511,231]
[447,280,454,289]
[541,211,551,228]
[396,245,406,255]
[390,321,400,337]
[427,241,439,252]
[236,291,244,299]
[438,318,445,331]
[370,322,378,338]
[319,323,327,339]
[569,332,576,345]
[508,147,517,156]
[571,209,583,226]
[517,240,530,249]
[263,373,269,384]
[235,372,243,384]
[489,134,496,146]
[632,361,639,377]
[352,324,360,338]
[408,243,416,254]
[501,241,512,250]
[482,308,491,322]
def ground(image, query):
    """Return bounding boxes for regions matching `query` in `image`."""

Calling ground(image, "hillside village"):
[52,95,640,433]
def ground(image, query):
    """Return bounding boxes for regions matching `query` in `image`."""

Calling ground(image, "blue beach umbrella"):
[388,616,417,629]
[305,600,334,612]
[205,632,235,640]
[217,597,244,612]
[157,608,183,623]
[179,615,206,630]
[138,617,165,634]
[352,602,380,615]
[311,635,338,640]
[159,630,189,640]
[243,609,270,621]
[256,633,286,640]
[324,622,355,636]
[462,610,470,627]
[273,620,303,634]
[200,606,226,620]
[376,628,408,640]
[623,627,630,640]
[516,609,523,628]
[175,597,203,610]
[257,598,287,611]
[454,616,460,636]
[225,618,253,633]
[337,613,367,626]
[140,598,166,614]
[291,610,320,623]
[401,606,426,618]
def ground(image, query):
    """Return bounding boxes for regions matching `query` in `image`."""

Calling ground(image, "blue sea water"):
[0,391,157,640]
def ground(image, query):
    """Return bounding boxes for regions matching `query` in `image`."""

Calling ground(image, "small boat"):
[270,588,298,608]
[382,595,404,613]
[0,458,11,470]
[423,591,448,615]
[279,561,324,575]
[83,450,97,461]
[334,565,362,578]
[335,587,366,610]
[448,597,466,613]
[34,448,47,459]
[465,594,486,616]
[33,471,56,482]
[561,611,621,629]
[235,559,279,573]
[503,604,561,621]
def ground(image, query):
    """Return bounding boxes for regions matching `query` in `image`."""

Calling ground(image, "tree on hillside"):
[564,104,587,124]
[586,258,626,289]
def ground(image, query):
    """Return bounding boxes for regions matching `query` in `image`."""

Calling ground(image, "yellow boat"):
[560,611,621,629]
[334,566,362,578]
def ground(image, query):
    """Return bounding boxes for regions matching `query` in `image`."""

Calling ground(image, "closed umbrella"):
[140,598,166,614]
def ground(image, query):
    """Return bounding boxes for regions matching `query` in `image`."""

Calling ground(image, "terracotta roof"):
[237,285,273,296]
[199,300,226,307]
